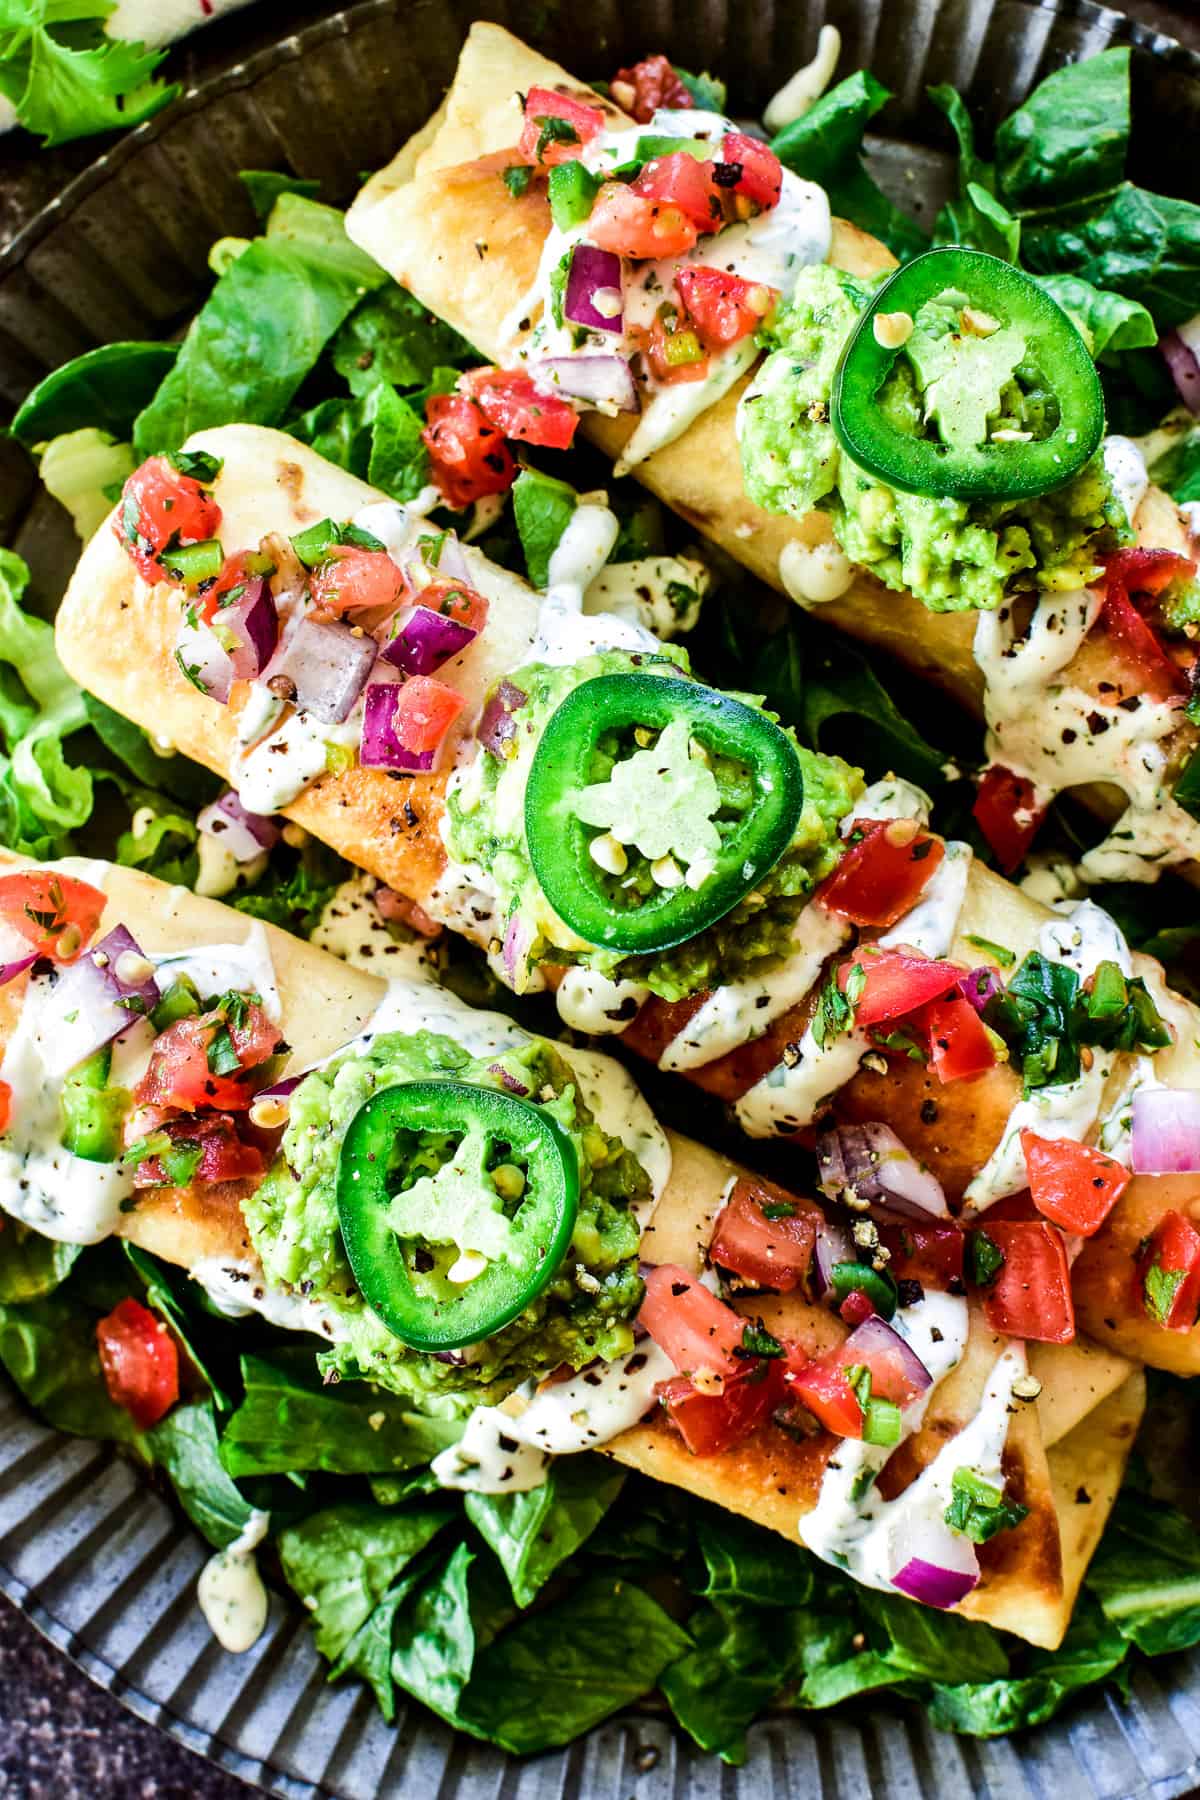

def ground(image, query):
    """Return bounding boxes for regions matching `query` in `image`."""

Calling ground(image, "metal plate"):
[3,2,1200,1792]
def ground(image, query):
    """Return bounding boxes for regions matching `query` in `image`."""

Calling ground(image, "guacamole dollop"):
[739,264,1128,613]
[243,1029,647,1405]
[445,647,863,1003]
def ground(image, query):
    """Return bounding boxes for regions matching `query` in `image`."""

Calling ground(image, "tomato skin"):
[97,1297,179,1428]
[708,1176,819,1292]
[676,266,774,350]
[586,183,700,258]
[1100,547,1194,704]
[877,1221,965,1290]
[464,369,578,450]
[977,1220,1075,1343]
[722,132,783,208]
[422,394,516,510]
[921,995,996,1083]
[839,948,960,1028]
[783,1348,863,1438]
[413,578,489,634]
[393,676,465,753]
[973,766,1045,875]
[0,871,105,962]
[311,545,406,618]
[1137,1210,1200,1331]
[819,820,945,928]
[612,54,693,123]
[517,86,606,166]
[655,1362,779,1455]
[1021,1130,1130,1236]
[114,456,222,585]
[633,153,722,230]
[136,1002,282,1113]
[639,1263,747,1375]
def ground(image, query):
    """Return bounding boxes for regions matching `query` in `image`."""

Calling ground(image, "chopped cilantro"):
[761,1200,797,1221]
[206,1025,242,1077]
[1144,1260,1188,1326]
[738,1322,785,1360]
[534,116,581,160]
[167,449,222,485]
[503,163,533,198]
[964,933,1016,969]
[968,1230,1005,1288]
[944,1466,1029,1543]
[813,959,865,1049]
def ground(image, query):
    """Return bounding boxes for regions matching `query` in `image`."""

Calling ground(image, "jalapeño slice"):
[831,246,1104,503]
[524,672,804,955]
[336,1079,580,1351]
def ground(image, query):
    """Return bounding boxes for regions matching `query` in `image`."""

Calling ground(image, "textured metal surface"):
[4,1,1200,1793]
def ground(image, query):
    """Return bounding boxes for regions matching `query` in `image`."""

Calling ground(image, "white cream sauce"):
[194,833,267,900]
[190,1257,347,1342]
[878,841,973,959]
[778,535,855,606]
[152,923,281,1022]
[197,1509,271,1654]
[556,967,650,1036]
[764,25,842,132]
[1103,434,1150,530]
[584,552,711,638]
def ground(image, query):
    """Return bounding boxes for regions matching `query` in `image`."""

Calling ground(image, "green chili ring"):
[524,672,806,955]
[336,1079,580,1351]
[831,246,1105,502]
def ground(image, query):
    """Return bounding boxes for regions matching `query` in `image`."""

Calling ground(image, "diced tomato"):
[464,368,578,450]
[1137,1210,1200,1331]
[842,1317,929,1407]
[411,577,489,634]
[838,1289,876,1326]
[633,152,722,231]
[392,676,465,754]
[818,820,945,928]
[311,545,406,617]
[708,1176,819,1292]
[611,54,693,123]
[976,1220,1075,1343]
[1021,1130,1130,1237]
[639,1263,747,1375]
[1098,581,1188,704]
[676,266,775,350]
[113,455,222,586]
[586,182,700,258]
[136,1001,282,1113]
[132,1113,265,1190]
[0,1079,10,1133]
[721,131,783,209]
[921,995,997,1083]
[517,86,606,167]
[629,314,712,385]
[783,1348,863,1438]
[655,1361,780,1455]
[973,765,1046,875]
[839,948,960,1029]
[422,394,516,511]
[1106,547,1196,599]
[0,871,105,962]
[96,1297,179,1429]
[196,550,259,626]
[876,1220,965,1290]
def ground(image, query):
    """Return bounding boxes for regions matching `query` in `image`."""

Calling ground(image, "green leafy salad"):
[5,31,1200,1771]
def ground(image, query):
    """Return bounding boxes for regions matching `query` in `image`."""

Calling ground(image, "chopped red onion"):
[381,604,476,677]
[374,888,442,938]
[957,966,1002,1015]
[175,615,234,705]
[261,616,376,724]
[565,245,624,334]
[812,1218,854,1299]
[892,1517,980,1609]
[843,1315,932,1400]
[0,952,37,986]
[1161,330,1200,416]
[39,923,161,1074]
[217,579,278,681]
[530,355,638,413]
[197,790,281,863]
[478,681,528,758]
[360,682,434,772]
[817,1122,950,1221]
[258,1073,303,1101]
[1131,1087,1200,1173]
[488,1062,530,1096]
[502,913,532,986]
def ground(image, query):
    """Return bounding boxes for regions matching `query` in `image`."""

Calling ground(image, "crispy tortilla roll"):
[54,429,1200,1373]
[0,853,1140,1648]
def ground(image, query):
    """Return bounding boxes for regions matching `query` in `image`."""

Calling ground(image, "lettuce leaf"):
[278,1501,453,1661]
[465,1456,624,1607]
[0,547,91,843]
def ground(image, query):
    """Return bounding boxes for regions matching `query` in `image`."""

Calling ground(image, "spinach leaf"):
[459,1572,691,1754]
[331,286,471,398]
[1087,1493,1200,1655]
[929,1595,1127,1735]
[465,1456,624,1607]
[278,1500,453,1660]
[366,385,429,502]
[937,182,1020,263]
[994,48,1131,211]
[220,1354,462,1477]
[0,1228,80,1304]
[692,1505,814,1607]
[147,1400,255,1551]
[84,692,221,808]
[11,343,178,447]
[662,1599,816,1763]
[239,171,321,224]
[770,72,928,263]
[388,1541,496,1731]
[1036,276,1156,362]
[512,465,578,590]
[327,1544,445,1720]
[133,198,386,456]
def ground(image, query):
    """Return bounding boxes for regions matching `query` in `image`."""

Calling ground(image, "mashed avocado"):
[445,647,863,1003]
[739,264,1128,613]
[244,1029,647,1406]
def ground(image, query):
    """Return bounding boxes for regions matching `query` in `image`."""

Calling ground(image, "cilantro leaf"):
[0,6,178,148]
[944,1467,1029,1544]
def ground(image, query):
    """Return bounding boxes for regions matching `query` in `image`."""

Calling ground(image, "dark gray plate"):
[3,2,1200,1792]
